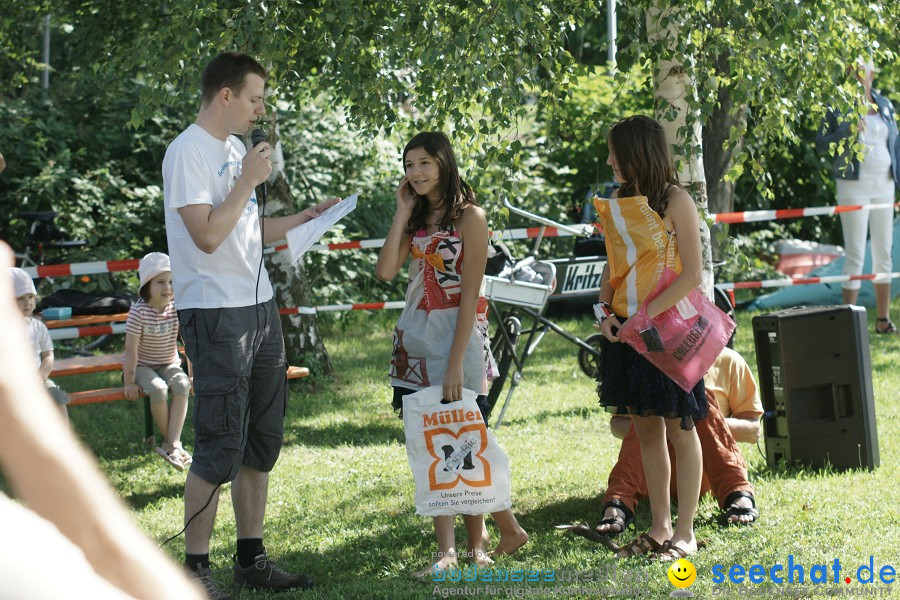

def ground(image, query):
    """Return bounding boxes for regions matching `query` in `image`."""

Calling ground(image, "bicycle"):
[14,211,115,355]
[15,211,88,271]
[484,200,604,427]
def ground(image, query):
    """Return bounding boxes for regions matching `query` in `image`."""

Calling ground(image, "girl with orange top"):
[593,115,707,561]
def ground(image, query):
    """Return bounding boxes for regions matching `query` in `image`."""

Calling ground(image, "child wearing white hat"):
[6,267,71,420]
[122,252,192,470]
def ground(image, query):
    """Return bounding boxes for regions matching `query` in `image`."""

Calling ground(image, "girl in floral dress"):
[376,132,528,576]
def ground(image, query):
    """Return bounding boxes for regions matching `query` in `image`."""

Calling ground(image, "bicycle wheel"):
[578,333,604,378]
[487,315,521,415]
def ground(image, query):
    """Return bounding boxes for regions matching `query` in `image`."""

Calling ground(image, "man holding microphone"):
[163,51,338,599]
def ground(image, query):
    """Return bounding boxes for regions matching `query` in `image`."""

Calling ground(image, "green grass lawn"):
[39,301,900,598]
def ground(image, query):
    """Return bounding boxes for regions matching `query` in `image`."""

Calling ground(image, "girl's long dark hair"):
[403,132,477,233]
[608,115,680,217]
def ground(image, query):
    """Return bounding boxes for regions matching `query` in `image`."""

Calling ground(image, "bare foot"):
[470,549,494,568]
[466,532,494,567]
[649,525,672,544]
[412,551,457,578]
[490,527,529,557]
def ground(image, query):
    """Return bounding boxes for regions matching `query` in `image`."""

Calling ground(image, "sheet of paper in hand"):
[402,386,512,516]
[285,192,359,262]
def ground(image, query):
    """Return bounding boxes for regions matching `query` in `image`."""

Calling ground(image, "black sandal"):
[719,491,759,526]
[875,318,898,335]
[594,499,634,537]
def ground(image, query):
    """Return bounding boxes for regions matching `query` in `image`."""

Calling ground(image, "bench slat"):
[68,366,310,407]
[52,349,184,378]
[42,313,129,329]
[52,353,123,377]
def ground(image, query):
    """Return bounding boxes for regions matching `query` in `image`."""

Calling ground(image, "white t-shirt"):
[162,123,273,309]
[836,114,894,201]
[858,114,892,176]
[26,317,53,370]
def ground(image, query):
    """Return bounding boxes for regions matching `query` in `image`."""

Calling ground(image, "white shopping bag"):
[402,386,512,516]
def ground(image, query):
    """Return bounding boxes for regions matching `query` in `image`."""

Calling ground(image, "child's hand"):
[442,364,464,403]
[395,177,416,214]
[123,383,142,401]
[600,315,622,342]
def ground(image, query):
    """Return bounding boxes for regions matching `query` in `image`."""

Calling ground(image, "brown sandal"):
[652,540,693,562]
[614,533,663,558]
[172,441,192,466]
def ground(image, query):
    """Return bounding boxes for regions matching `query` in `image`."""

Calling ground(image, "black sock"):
[185,553,210,571]
[236,538,264,568]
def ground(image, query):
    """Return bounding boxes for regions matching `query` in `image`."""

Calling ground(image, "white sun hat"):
[139,252,171,289]
[7,267,37,298]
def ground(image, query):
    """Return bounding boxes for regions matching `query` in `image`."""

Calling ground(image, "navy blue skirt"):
[596,330,707,431]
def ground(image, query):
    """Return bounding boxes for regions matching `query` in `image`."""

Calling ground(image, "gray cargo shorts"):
[178,298,287,484]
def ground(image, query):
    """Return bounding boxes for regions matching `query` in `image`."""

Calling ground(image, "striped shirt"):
[122,298,180,367]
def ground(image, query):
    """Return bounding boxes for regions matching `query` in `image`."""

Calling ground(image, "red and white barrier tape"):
[44,271,900,340]
[715,272,900,290]
[25,226,588,277]
[709,202,899,224]
[46,304,408,340]
[269,238,386,254]
[23,259,140,279]
[267,225,587,254]
[48,323,128,341]
[279,301,406,315]
[22,202,899,278]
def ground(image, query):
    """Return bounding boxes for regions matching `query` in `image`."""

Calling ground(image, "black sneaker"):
[188,566,234,600]
[233,550,314,591]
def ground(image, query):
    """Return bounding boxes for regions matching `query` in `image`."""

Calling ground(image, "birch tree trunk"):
[647,3,714,298]
[262,119,334,375]
[703,52,748,260]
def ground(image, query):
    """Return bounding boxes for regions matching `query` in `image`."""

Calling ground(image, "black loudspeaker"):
[752,305,879,471]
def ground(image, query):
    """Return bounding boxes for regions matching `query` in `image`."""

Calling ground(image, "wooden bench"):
[66,366,310,406]
[51,354,310,439]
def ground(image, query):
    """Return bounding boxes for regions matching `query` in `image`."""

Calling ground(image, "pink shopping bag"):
[618,268,736,392]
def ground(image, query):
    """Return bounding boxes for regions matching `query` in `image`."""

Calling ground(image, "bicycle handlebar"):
[502,198,592,237]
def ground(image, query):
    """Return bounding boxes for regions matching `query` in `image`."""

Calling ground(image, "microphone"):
[250,128,268,204]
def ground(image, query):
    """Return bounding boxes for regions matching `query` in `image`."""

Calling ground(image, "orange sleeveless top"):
[593,195,682,317]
